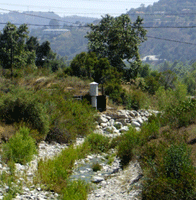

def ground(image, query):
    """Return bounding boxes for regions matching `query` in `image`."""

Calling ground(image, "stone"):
[97,115,108,123]
[130,174,143,185]
[114,122,123,130]
[131,121,141,127]
[135,117,143,125]
[109,119,115,126]
[94,129,104,135]
[35,77,47,83]
[117,119,128,126]
[117,110,129,118]
[142,116,148,122]
[92,176,104,183]
[128,110,139,117]
[119,126,129,133]
[100,122,108,128]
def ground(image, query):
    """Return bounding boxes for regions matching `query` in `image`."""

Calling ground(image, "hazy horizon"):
[0,0,159,18]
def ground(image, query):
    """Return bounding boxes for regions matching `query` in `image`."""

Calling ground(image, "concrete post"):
[90,82,98,109]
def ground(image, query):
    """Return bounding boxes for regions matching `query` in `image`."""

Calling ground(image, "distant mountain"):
[0,11,97,61]
[0,11,97,30]
[2,1,196,63]
[127,0,196,62]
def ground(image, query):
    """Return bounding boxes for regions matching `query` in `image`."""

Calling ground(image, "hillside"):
[127,0,196,62]
[1,0,196,63]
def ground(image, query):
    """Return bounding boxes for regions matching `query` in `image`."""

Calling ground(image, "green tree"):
[26,36,39,52]
[86,14,147,74]
[35,41,56,67]
[70,52,97,78]
[0,22,35,70]
[49,19,60,29]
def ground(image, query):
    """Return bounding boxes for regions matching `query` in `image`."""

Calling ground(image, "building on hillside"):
[42,29,70,36]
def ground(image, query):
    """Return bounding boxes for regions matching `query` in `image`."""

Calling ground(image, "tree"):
[86,14,147,74]
[70,52,114,82]
[49,19,60,29]
[70,52,97,78]
[0,22,35,70]
[36,41,54,67]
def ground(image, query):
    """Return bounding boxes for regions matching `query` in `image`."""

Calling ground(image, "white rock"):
[119,126,129,133]
[131,121,141,127]
[135,127,141,132]
[94,129,104,135]
[97,115,108,123]
[100,122,108,128]
[117,110,128,118]
[142,116,148,122]
[109,119,115,126]
[135,117,143,125]
[114,122,123,130]
[92,176,104,183]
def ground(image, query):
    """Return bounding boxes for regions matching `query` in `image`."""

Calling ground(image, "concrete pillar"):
[90,82,98,109]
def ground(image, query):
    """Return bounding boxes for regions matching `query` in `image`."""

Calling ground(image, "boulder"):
[100,122,109,128]
[135,117,143,125]
[117,110,129,118]
[97,115,108,124]
[109,119,115,126]
[131,121,141,127]
[119,126,129,133]
[91,176,104,183]
[114,122,123,130]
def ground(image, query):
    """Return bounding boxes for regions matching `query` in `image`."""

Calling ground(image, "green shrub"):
[42,94,96,142]
[142,143,196,200]
[2,127,37,165]
[0,87,49,136]
[35,144,90,193]
[162,98,196,128]
[109,135,122,149]
[62,180,90,200]
[126,89,149,110]
[92,162,102,172]
[140,117,160,144]
[117,128,140,167]
[155,83,187,111]
[84,133,110,153]
[105,81,127,104]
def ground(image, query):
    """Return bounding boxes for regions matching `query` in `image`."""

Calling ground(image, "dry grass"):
[0,123,16,143]
[154,124,196,167]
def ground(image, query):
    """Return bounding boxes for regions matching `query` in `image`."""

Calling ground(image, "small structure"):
[89,82,98,109]
[74,82,106,112]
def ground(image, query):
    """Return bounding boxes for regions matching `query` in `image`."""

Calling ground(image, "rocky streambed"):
[0,109,157,199]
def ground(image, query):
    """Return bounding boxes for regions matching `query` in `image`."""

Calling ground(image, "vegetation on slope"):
[1,17,196,199]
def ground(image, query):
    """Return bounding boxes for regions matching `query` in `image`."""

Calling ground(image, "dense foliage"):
[2,127,37,165]
[0,19,196,199]
[86,14,147,73]
[0,22,67,74]
[128,0,196,62]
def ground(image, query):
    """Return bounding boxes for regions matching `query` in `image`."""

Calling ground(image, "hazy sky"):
[0,0,159,18]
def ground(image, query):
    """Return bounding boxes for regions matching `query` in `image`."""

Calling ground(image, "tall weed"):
[62,180,90,200]
[2,127,37,165]
[35,144,90,193]
[126,89,150,110]
[155,83,187,111]
[84,133,110,153]
[162,98,196,128]
[0,87,49,136]
[117,128,140,167]
[142,142,196,200]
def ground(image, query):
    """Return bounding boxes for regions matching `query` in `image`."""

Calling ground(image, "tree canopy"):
[0,22,67,72]
[0,22,35,69]
[85,14,147,72]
